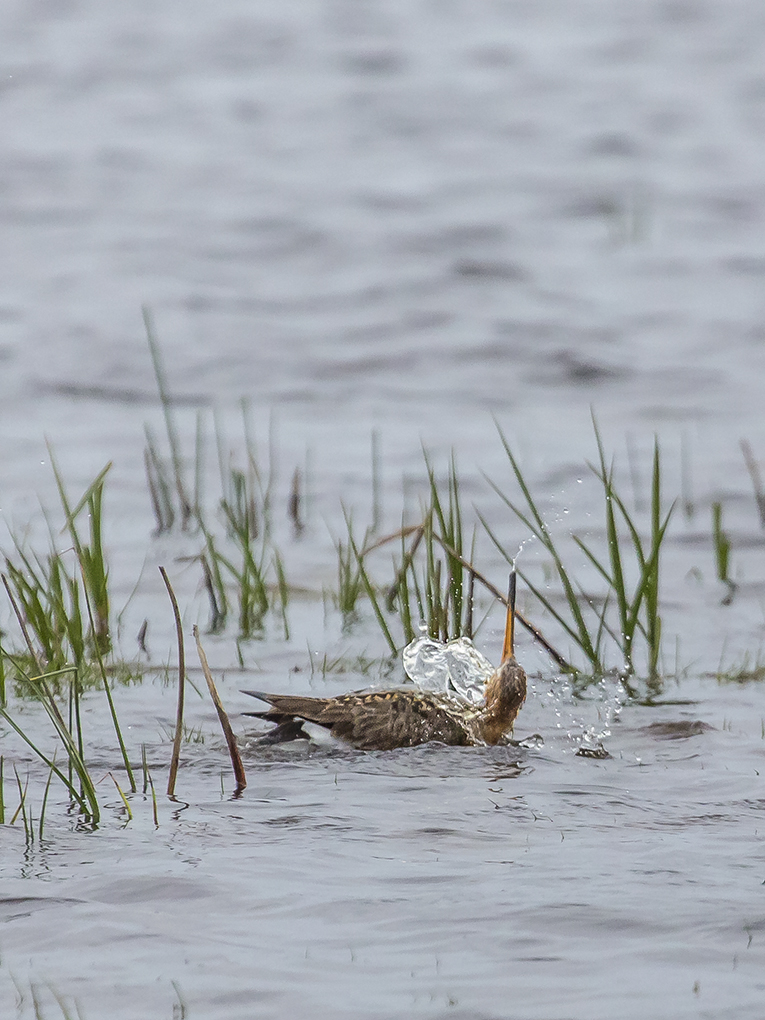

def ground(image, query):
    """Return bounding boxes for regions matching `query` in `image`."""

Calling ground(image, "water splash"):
[402,634,494,705]
[570,674,629,751]
[510,535,536,570]
[530,671,628,754]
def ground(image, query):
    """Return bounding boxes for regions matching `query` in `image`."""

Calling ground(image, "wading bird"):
[242,574,526,750]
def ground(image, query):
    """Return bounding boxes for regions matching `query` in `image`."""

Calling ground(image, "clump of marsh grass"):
[347,451,570,670]
[0,663,101,826]
[3,458,114,677]
[146,389,293,641]
[143,306,195,531]
[1,458,135,791]
[481,419,674,689]
[199,511,290,640]
[373,453,472,647]
[8,759,57,843]
[0,565,245,829]
[421,453,469,642]
[0,496,136,826]
[346,522,398,656]
[195,404,291,639]
[142,322,299,640]
[54,455,112,658]
[715,648,765,684]
[0,469,228,826]
[332,515,366,628]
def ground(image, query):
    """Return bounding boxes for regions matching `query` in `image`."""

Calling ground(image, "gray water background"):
[3,1,765,1017]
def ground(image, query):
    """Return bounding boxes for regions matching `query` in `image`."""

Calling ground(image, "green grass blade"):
[483,449,602,668]
[273,552,290,640]
[143,306,193,528]
[515,567,599,669]
[0,708,91,817]
[79,567,136,792]
[346,523,397,655]
[39,754,56,840]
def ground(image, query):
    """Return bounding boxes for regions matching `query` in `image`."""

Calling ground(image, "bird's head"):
[484,571,527,719]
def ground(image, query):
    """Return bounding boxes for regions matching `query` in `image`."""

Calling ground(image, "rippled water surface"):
[3,676,765,1019]
[3,0,765,1017]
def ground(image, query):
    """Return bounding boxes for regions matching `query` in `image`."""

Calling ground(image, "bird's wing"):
[324,691,473,750]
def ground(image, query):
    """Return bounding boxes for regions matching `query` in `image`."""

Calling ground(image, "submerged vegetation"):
[1,323,765,834]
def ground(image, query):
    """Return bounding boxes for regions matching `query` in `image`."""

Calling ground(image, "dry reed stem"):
[361,524,421,556]
[384,525,425,607]
[193,625,247,792]
[160,566,185,796]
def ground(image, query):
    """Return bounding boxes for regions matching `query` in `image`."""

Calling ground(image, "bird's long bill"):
[501,571,517,662]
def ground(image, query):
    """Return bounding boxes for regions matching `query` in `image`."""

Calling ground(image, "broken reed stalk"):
[160,566,185,797]
[361,523,421,556]
[193,626,247,792]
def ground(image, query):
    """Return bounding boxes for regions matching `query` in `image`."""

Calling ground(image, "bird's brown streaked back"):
[243,688,476,750]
